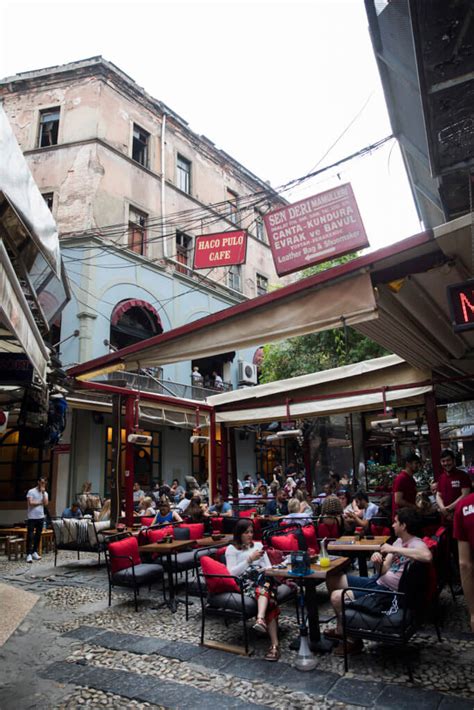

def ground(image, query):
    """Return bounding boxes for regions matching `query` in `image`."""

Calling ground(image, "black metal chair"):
[340,560,441,680]
[197,548,295,655]
[104,532,164,612]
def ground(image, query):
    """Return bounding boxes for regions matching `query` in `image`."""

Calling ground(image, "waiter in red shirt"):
[436,448,472,521]
[393,452,420,513]
[453,492,474,632]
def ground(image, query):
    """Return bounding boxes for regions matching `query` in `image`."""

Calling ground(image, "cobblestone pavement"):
[0,551,473,709]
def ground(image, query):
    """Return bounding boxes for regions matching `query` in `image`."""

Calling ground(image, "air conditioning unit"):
[190,435,210,444]
[238,361,258,385]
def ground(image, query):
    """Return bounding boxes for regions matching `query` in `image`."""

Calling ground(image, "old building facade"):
[0,57,286,513]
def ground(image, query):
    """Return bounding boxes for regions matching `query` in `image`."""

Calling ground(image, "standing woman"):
[225,519,281,661]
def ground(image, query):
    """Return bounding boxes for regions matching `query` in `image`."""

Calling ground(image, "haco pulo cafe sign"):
[193,230,247,269]
[264,183,369,277]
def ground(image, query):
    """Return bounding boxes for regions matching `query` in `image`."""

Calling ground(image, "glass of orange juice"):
[319,555,331,568]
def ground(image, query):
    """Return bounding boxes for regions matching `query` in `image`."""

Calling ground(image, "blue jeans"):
[346,573,391,599]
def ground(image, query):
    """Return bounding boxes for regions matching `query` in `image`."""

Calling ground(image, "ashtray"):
[211,534,223,540]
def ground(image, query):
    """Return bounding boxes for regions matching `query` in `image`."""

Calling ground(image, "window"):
[132,124,149,167]
[128,207,147,256]
[176,231,192,274]
[42,192,54,211]
[38,107,60,147]
[227,189,238,225]
[256,273,268,296]
[228,264,242,292]
[177,154,191,194]
[0,429,52,501]
[105,427,161,496]
[256,213,266,242]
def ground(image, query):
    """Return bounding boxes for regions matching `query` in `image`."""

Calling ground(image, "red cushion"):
[141,517,154,527]
[138,525,173,547]
[317,522,339,539]
[211,517,224,533]
[301,524,319,553]
[238,509,257,518]
[179,523,205,540]
[270,533,299,551]
[214,546,228,559]
[265,547,286,566]
[252,517,262,541]
[371,524,391,537]
[200,555,240,594]
[108,537,141,574]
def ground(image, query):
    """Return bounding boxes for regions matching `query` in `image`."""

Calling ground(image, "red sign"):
[264,183,369,276]
[193,230,247,269]
[447,279,474,332]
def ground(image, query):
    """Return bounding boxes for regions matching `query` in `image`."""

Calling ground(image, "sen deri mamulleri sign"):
[264,183,369,277]
[193,230,248,269]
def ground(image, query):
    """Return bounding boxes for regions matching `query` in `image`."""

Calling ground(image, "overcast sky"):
[0,0,421,251]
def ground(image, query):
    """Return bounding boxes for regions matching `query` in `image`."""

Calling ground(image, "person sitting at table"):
[320,495,344,530]
[226,519,281,662]
[239,485,255,503]
[152,498,182,525]
[283,497,313,525]
[62,502,83,519]
[254,481,268,498]
[169,478,185,502]
[338,490,354,515]
[209,493,233,517]
[95,499,111,522]
[344,490,378,531]
[264,488,288,516]
[185,495,209,523]
[138,496,156,517]
[324,508,432,655]
[294,488,314,515]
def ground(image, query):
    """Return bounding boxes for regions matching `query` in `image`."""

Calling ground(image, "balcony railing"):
[106,370,232,400]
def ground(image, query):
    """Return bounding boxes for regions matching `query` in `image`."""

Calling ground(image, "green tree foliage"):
[260,254,388,383]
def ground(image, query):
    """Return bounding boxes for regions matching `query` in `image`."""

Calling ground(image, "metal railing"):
[106,370,231,400]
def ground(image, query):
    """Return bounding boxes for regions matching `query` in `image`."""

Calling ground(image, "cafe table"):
[328,535,389,577]
[265,555,350,652]
[0,527,54,556]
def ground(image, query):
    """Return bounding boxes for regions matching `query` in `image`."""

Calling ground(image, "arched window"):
[110,299,163,350]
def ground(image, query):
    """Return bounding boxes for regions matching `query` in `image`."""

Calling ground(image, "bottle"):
[319,537,330,568]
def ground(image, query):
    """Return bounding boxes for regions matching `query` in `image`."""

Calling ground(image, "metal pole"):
[124,396,135,526]
[110,394,122,526]
[221,423,228,499]
[425,392,442,480]
[229,427,238,499]
[210,409,217,500]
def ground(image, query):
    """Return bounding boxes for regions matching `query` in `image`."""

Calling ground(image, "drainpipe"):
[161,113,167,257]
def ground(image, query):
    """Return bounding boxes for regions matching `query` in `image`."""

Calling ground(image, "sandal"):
[253,618,267,635]
[264,644,280,662]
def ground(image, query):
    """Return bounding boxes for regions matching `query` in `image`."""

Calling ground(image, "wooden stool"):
[6,536,25,560]
[40,530,54,554]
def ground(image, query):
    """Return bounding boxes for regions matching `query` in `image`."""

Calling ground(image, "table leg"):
[358,554,368,577]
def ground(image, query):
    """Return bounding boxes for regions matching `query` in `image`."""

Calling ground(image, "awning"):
[70,270,378,379]
[215,386,433,425]
[0,241,49,382]
[111,299,162,327]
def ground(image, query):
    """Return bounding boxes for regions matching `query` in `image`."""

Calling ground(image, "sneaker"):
[32,552,41,561]
[26,554,33,563]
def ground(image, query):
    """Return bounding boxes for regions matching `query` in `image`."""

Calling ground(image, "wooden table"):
[0,527,53,556]
[195,534,233,547]
[328,536,389,577]
[266,556,350,652]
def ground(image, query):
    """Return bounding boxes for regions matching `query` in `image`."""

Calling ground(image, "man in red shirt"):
[436,448,472,521]
[453,492,474,631]
[393,453,420,513]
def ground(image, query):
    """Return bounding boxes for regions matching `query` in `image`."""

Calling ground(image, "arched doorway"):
[110,299,163,350]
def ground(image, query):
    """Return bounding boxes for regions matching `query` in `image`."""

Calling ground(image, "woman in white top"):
[225,519,281,661]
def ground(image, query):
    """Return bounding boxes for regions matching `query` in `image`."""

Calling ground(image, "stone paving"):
[0,550,473,709]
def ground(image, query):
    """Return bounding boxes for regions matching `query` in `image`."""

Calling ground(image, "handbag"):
[348,591,398,616]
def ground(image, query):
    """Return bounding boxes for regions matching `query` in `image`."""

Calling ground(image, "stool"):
[6,536,26,560]
[0,537,7,555]
[40,530,54,554]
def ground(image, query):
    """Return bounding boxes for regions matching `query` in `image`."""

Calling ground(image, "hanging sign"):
[447,279,474,332]
[193,230,248,269]
[264,183,369,276]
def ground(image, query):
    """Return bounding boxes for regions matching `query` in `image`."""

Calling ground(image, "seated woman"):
[320,495,344,532]
[225,519,281,662]
[152,499,182,525]
[283,497,313,525]
[170,478,185,502]
[185,496,209,523]
[138,496,156,517]
[95,499,111,522]
[208,493,233,517]
[294,488,314,515]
